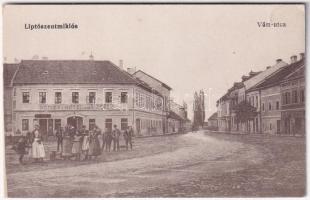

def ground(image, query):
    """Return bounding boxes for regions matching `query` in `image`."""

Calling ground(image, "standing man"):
[106,128,112,152]
[112,125,121,151]
[125,126,133,150]
[55,127,63,152]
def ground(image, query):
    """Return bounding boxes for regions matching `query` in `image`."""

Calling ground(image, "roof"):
[168,111,184,121]
[133,70,172,90]
[248,59,304,92]
[208,112,218,120]
[13,60,138,85]
[3,63,19,86]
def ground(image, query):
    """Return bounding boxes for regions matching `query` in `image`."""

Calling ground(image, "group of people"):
[14,124,134,164]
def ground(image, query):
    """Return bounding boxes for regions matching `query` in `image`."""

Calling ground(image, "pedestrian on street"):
[124,126,133,150]
[101,128,107,152]
[112,125,121,151]
[106,129,112,152]
[62,125,73,160]
[55,127,63,152]
[88,128,101,159]
[72,131,83,161]
[81,130,90,160]
[14,136,29,164]
[31,124,46,163]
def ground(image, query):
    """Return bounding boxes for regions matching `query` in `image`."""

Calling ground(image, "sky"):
[3,4,305,120]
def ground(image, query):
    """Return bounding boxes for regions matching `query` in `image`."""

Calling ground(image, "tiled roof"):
[3,63,19,86]
[13,60,138,85]
[248,59,304,91]
[133,70,172,90]
[168,111,184,121]
[208,112,218,120]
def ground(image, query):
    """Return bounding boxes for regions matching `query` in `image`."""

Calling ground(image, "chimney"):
[300,53,305,60]
[266,66,271,69]
[119,59,124,69]
[290,55,297,63]
[127,67,136,75]
[276,59,282,64]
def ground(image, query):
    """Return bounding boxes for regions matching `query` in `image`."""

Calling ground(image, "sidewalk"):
[207,130,305,137]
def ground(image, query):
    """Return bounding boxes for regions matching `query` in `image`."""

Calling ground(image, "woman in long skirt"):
[72,132,82,161]
[88,130,101,159]
[62,127,72,160]
[81,130,90,160]
[32,125,45,163]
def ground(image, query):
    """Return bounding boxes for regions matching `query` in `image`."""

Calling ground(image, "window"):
[105,92,112,103]
[286,92,291,104]
[300,89,305,103]
[72,92,79,104]
[89,92,96,104]
[22,119,29,131]
[276,101,279,110]
[270,123,272,130]
[55,92,62,104]
[262,103,265,111]
[13,88,16,96]
[121,118,128,130]
[121,92,128,103]
[89,119,96,131]
[22,92,30,103]
[256,96,258,108]
[105,119,112,132]
[269,102,272,111]
[39,92,47,104]
[292,90,298,103]
[54,119,61,130]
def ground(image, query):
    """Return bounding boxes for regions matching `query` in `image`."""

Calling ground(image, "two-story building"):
[131,70,172,133]
[11,60,165,137]
[280,54,305,136]
[248,55,303,135]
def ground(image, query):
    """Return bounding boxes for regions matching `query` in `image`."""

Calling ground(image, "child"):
[15,137,29,164]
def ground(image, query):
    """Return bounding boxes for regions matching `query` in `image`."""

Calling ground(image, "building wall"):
[12,83,164,136]
[261,85,281,134]
[280,75,305,135]
[246,90,261,133]
[4,87,13,135]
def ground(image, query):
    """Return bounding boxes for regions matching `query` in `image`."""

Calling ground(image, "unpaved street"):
[6,131,305,197]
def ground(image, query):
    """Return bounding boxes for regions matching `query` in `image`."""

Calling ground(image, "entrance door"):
[67,116,83,130]
[136,118,141,135]
[39,119,48,141]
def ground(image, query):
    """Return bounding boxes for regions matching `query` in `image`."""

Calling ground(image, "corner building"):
[12,60,165,137]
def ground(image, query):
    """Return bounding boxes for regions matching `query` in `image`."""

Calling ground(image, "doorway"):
[67,116,83,130]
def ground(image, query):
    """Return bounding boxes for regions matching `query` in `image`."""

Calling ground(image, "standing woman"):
[32,124,46,163]
[72,131,82,161]
[81,130,90,160]
[88,128,101,160]
[101,128,107,152]
[62,125,73,160]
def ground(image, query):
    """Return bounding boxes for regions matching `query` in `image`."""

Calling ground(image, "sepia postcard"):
[1,3,306,198]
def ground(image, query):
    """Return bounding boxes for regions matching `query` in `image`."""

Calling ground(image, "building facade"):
[132,70,172,133]
[280,58,305,136]
[10,60,165,137]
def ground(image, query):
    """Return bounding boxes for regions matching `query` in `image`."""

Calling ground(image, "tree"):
[233,101,258,123]
[193,90,206,128]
